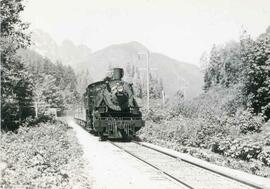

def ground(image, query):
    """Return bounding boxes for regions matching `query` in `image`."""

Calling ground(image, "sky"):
[22,0,270,65]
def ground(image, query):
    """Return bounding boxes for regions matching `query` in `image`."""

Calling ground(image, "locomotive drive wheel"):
[99,132,107,141]
[89,129,95,134]
[93,131,98,136]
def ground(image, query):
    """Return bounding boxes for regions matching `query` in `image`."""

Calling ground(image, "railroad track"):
[110,141,259,189]
[73,117,267,189]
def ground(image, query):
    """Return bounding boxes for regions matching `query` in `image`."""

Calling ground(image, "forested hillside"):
[19,49,80,112]
[204,27,270,120]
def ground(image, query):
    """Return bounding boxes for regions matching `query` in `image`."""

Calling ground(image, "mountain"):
[31,29,60,62]
[30,30,203,98]
[78,41,203,98]
[30,29,92,67]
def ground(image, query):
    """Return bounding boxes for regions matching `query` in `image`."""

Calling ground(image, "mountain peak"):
[80,41,203,98]
[61,39,75,47]
[125,41,147,49]
[30,29,92,66]
[106,41,148,53]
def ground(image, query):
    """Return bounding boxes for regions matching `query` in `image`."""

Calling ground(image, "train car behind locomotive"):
[78,68,144,140]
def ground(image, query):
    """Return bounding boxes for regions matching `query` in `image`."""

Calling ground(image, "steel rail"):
[74,118,260,189]
[133,141,261,189]
[109,141,195,189]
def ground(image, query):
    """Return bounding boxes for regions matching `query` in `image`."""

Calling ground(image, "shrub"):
[0,121,90,188]
[221,110,264,134]
[210,136,232,154]
[210,137,263,161]
[258,148,270,166]
[174,86,243,118]
[22,114,55,127]
[226,141,262,160]
[236,110,264,134]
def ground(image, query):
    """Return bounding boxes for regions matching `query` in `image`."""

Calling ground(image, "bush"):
[140,99,173,122]
[210,136,265,161]
[139,84,270,177]
[174,86,244,119]
[225,141,262,160]
[22,114,55,127]
[258,148,270,166]
[0,120,90,188]
[236,111,264,134]
[221,110,264,134]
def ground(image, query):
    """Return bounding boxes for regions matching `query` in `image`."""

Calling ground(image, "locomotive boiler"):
[82,68,144,140]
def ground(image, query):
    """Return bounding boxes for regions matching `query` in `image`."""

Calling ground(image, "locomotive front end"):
[93,68,144,140]
[93,117,144,139]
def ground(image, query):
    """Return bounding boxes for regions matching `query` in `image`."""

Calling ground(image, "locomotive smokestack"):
[112,68,124,80]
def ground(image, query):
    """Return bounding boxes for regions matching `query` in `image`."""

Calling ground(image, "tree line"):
[20,49,80,112]
[203,27,270,120]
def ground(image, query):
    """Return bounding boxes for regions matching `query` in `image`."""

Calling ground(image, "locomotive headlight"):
[111,86,117,92]
[117,86,124,92]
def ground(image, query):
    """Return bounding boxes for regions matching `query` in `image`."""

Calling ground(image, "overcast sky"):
[22,0,270,65]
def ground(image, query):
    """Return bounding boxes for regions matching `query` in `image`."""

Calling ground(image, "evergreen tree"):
[1,0,33,130]
[55,61,65,88]
[199,51,209,72]
[203,26,270,120]
[203,42,242,90]
[241,29,270,119]
[208,45,222,86]
[149,74,162,99]
[19,49,81,115]
[203,70,212,91]
[220,42,242,87]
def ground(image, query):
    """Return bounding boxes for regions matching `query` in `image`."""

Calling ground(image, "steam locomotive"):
[76,68,144,140]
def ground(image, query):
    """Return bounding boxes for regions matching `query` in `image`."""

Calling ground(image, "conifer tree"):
[1,0,33,130]
[241,29,270,119]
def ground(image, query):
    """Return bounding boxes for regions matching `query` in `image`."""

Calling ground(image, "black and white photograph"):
[1,0,270,188]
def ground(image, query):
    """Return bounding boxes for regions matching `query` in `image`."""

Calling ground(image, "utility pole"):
[162,90,165,107]
[138,52,150,113]
[179,78,188,100]
[146,52,150,112]
[35,101,38,118]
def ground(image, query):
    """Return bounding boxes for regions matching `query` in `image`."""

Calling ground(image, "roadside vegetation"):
[139,99,270,177]
[1,2,92,188]
[139,26,270,177]
[0,117,91,188]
